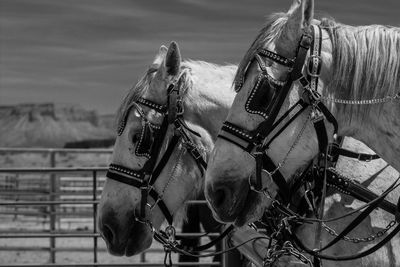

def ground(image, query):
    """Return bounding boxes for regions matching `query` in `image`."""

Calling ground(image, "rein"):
[218,24,400,265]
[106,71,234,264]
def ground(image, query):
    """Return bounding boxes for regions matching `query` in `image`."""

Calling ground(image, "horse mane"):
[322,20,400,118]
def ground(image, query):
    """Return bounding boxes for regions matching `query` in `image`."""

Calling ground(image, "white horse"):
[97,42,236,256]
[205,0,400,266]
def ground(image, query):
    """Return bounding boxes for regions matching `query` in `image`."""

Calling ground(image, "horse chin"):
[124,231,153,256]
[106,220,153,257]
[125,221,153,256]
[233,191,264,227]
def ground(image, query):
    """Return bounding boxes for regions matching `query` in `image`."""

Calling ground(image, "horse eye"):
[132,133,140,144]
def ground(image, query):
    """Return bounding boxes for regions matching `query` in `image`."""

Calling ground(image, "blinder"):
[245,72,281,119]
[117,102,161,159]
[135,119,155,159]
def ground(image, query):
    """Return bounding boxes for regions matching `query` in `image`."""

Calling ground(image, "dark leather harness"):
[217,24,400,264]
[105,72,233,262]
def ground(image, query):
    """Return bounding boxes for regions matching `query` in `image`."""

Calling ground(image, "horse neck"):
[181,61,236,142]
[321,23,400,171]
[338,103,400,172]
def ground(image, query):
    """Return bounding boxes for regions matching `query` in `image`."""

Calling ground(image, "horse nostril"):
[214,188,227,208]
[102,224,115,245]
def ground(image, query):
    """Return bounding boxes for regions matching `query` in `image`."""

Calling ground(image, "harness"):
[217,24,400,265]
[105,71,233,265]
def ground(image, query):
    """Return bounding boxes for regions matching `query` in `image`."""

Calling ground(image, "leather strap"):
[137,97,167,114]
[326,168,397,215]
[264,100,308,149]
[263,153,290,203]
[178,225,235,252]
[329,143,380,162]
[257,48,295,67]
[106,168,145,188]
[218,122,255,152]
[150,135,181,185]
[148,188,173,224]
[313,117,328,153]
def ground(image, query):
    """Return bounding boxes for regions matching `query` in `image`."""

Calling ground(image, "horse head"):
[205,0,338,225]
[98,42,206,256]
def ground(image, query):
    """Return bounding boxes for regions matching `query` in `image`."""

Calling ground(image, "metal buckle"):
[167,83,176,94]
[299,32,312,49]
[358,153,373,162]
[304,189,316,212]
[176,98,184,115]
[303,84,321,103]
[249,169,275,194]
[307,54,322,78]
[190,147,202,160]
[165,225,176,243]
[311,108,324,123]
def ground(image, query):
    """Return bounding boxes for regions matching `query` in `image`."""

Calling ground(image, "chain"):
[263,111,312,176]
[320,93,400,105]
[322,220,397,243]
[159,146,185,198]
[263,241,313,267]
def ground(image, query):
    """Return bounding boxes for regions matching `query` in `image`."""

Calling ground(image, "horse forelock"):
[234,12,288,91]
[323,21,400,120]
[115,67,158,130]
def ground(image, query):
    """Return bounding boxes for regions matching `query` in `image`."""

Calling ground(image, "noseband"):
[106,72,207,226]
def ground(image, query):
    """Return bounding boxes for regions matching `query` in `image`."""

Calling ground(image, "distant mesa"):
[64,138,115,149]
[0,103,116,148]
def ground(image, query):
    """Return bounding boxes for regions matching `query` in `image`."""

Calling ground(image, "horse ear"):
[278,0,314,56]
[165,41,181,77]
[151,45,168,69]
[287,0,314,31]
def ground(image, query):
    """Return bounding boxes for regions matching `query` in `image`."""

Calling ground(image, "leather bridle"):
[219,25,337,203]
[106,71,206,225]
[105,70,234,264]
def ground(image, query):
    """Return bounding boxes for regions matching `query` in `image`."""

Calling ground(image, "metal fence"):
[0,148,225,267]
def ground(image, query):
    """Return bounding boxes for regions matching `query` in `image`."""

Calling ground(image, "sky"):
[1,0,400,114]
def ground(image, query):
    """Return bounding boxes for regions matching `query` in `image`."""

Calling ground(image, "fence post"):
[49,150,57,263]
[92,170,98,263]
[14,176,19,221]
